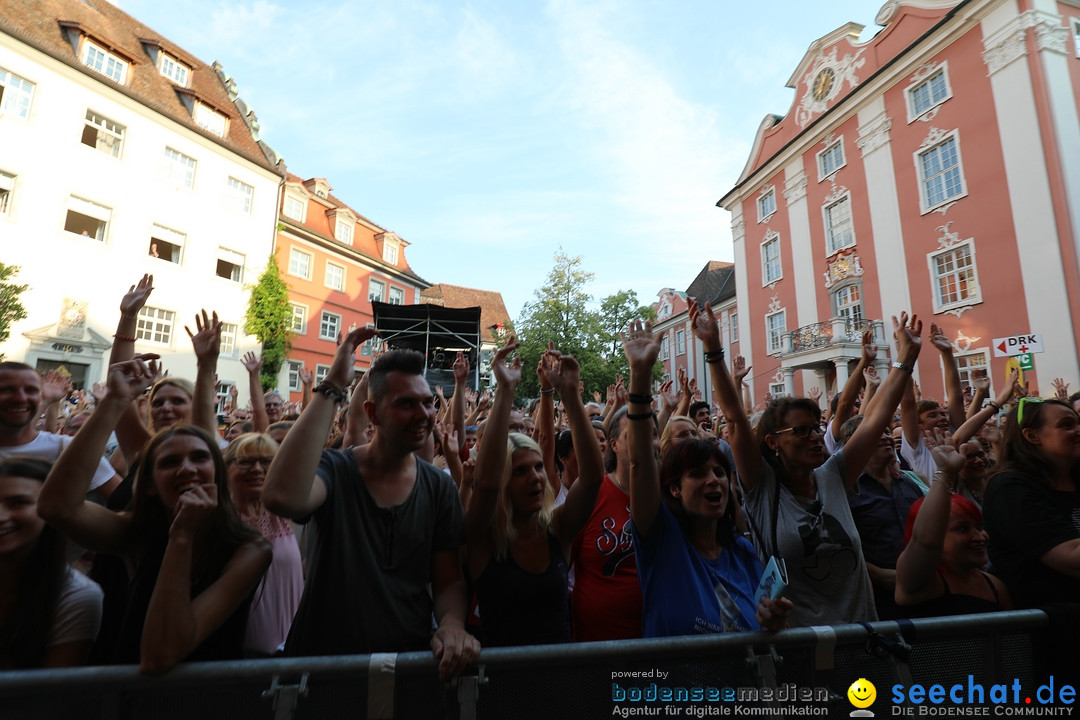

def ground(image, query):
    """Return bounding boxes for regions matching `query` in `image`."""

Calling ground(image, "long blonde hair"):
[490,433,554,560]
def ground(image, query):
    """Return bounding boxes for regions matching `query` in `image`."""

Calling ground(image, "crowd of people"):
[1,273,1078,677]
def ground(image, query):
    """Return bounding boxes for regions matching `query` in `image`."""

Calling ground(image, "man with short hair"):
[688,400,711,427]
[263,330,477,677]
[0,362,119,494]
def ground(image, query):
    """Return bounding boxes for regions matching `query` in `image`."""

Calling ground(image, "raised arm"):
[186,310,223,438]
[930,324,966,430]
[40,369,72,434]
[829,330,875,445]
[895,429,964,605]
[38,356,160,554]
[342,371,371,448]
[464,339,521,543]
[139,484,270,675]
[842,312,923,489]
[112,276,156,458]
[951,370,1018,447]
[548,350,604,546]
[534,348,559,495]
[966,372,988,420]
[623,319,663,539]
[691,302,761,491]
[298,366,314,414]
[263,327,375,519]
[242,352,268,433]
[860,365,882,416]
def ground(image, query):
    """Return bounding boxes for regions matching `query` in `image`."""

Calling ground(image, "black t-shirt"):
[285,449,464,657]
[984,471,1080,608]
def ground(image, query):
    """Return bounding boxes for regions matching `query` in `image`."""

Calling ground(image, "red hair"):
[903,493,984,567]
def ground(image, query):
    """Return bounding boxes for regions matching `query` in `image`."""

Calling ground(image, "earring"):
[775,449,780,457]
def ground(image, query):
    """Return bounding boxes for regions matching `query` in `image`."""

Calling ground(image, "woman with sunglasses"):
[223,434,303,656]
[983,396,1080,608]
[707,305,925,626]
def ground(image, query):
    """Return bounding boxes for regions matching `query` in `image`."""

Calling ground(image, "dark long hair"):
[755,397,822,485]
[991,399,1078,486]
[659,439,738,548]
[0,457,68,669]
[130,426,258,567]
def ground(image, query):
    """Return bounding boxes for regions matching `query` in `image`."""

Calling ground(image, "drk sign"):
[992,334,1043,358]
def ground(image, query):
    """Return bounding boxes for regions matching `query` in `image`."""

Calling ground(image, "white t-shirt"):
[0,431,116,490]
[48,569,104,648]
[900,433,936,483]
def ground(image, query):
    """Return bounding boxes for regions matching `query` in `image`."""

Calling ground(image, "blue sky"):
[116,0,878,321]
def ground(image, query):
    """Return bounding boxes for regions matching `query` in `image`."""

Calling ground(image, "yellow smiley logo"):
[847,678,876,709]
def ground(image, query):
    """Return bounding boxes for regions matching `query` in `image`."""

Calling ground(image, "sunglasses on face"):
[774,425,823,438]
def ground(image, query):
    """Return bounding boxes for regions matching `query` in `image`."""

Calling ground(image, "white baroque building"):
[0,0,283,405]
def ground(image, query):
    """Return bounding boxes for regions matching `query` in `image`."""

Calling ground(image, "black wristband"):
[627,392,652,405]
[626,411,655,421]
[703,349,725,362]
[314,380,347,403]
[540,388,555,396]
[988,400,1001,411]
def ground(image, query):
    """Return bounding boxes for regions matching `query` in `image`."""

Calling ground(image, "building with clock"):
[718,0,1080,401]
[0,0,283,408]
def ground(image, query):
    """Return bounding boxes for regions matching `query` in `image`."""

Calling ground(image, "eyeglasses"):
[1017,397,1044,426]
[232,456,273,469]
[774,425,823,439]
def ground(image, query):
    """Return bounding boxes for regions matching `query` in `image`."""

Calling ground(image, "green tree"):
[0,262,29,360]
[598,289,658,383]
[244,254,292,391]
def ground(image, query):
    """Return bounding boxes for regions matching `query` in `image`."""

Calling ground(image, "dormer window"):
[335,220,353,245]
[158,53,189,86]
[194,103,227,137]
[383,243,398,265]
[327,206,356,245]
[82,40,127,84]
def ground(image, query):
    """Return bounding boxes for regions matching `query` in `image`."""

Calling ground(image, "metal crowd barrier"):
[0,609,1070,720]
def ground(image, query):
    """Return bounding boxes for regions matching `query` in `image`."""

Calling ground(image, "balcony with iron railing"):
[783,317,884,354]
[771,318,889,395]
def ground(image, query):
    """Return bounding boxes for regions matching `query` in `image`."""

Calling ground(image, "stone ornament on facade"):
[954,331,981,353]
[796,47,866,128]
[934,221,964,250]
[824,179,848,206]
[768,296,783,314]
[918,126,950,151]
[856,113,892,157]
[783,171,808,204]
[982,27,1027,76]
[57,299,88,339]
[822,249,864,289]
[731,216,745,243]
[1031,14,1069,55]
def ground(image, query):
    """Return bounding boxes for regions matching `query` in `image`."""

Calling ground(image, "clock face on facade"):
[812,67,836,101]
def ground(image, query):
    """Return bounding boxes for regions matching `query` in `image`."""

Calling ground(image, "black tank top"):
[475,531,571,647]
[903,571,1004,618]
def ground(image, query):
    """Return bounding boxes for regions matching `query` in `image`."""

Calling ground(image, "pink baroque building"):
[718,0,1080,403]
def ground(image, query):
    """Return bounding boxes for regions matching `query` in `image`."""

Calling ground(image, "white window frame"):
[954,348,991,397]
[832,282,864,322]
[756,187,776,222]
[315,364,331,385]
[1072,18,1080,59]
[823,194,855,255]
[161,147,196,190]
[287,361,304,392]
[325,261,345,292]
[288,248,312,279]
[149,224,185,264]
[817,138,845,180]
[82,40,128,84]
[383,243,398,264]
[660,334,670,361]
[729,311,738,343]
[82,110,124,158]
[361,323,379,356]
[769,383,787,398]
[194,103,227,137]
[675,328,686,356]
[915,129,966,214]
[369,278,386,303]
[135,306,175,345]
[0,66,35,120]
[906,63,952,123]
[289,303,308,334]
[0,170,14,217]
[927,238,981,314]
[158,53,189,86]
[319,311,341,341]
[64,195,111,241]
[389,287,405,305]
[283,194,306,222]
[215,380,235,414]
[765,309,786,356]
[335,220,353,245]
[225,177,253,214]
[216,248,244,283]
[219,322,238,358]
[760,232,782,286]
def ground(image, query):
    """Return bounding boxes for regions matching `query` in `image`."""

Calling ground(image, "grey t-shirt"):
[745,450,878,626]
[285,448,464,657]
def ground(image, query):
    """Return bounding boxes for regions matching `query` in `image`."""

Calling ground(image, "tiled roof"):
[684,261,736,305]
[0,0,281,172]
[420,284,512,335]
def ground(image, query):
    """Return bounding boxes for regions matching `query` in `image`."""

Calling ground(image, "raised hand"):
[542,347,583,398]
[614,374,628,406]
[732,356,751,384]
[241,351,263,375]
[689,378,702,403]
[971,370,990,393]
[491,336,522,390]
[299,366,314,387]
[1052,377,1070,401]
[90,381,108,403]
[620,319,660,369]
[453,351,469,383]
[863,365,881,388]
[861,329,878,363]
[807,386,822,404]
[891,311,923,360]
[688,300,720,348]
[107,354,162,403]
[592,390,602,404]
[659,380,678,413]
[120,274,154,316]
[40,369,72,405]
[929,323,953,354]
[327,326,379,387]
[924,427,964,475]
[537,342,555,392]
[186,309,222,362]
